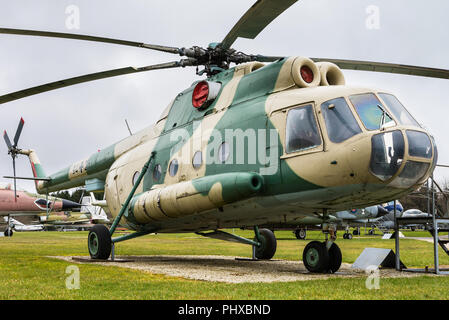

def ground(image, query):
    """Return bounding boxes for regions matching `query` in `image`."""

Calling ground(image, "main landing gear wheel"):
[88,225,112,260]
[254,228,277,260]
[294,228,307,240]
[343,233,353,239]
[4,228,13,237]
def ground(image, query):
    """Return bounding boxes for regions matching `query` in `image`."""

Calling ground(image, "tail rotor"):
[3,118,25,202]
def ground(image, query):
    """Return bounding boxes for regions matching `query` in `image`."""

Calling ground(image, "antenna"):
[124,119,133,136]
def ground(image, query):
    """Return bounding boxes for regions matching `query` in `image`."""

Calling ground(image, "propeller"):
[3,118,25,202]
[0,0,448,105]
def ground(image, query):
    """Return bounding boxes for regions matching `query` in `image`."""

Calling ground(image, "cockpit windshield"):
[378,93,420,127]
[321,97,362,143]
[349,93,395,130]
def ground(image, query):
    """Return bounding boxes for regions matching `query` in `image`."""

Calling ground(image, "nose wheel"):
[302,241,342,273]
[302,223,342,273]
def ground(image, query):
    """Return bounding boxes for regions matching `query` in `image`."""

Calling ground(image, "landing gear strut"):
[302,223,342,273]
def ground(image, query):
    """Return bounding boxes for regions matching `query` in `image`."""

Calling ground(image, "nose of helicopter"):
[369,129,436,188]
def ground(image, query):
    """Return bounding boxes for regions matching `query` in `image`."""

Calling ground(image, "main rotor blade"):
[254,54,285,62]
[220,0,298,49]
[311,58,449,80]
[0,28,181,55]
[13,117,24,147]
[3,130,12,150]
[0,60,193,104]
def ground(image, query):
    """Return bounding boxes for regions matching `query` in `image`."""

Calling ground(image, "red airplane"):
[0,183,81,236]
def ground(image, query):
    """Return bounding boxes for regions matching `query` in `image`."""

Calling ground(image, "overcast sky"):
[1,0,449,192]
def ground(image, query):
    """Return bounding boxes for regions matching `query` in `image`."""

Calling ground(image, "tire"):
[254,228,277,260]
[347,233,353,240]
[353,229,359,236]
[295,228,306,240]
[343,233,347,239]
[4,228,13,237]
[88,225,112,260]
[327,243,342,273]
[302,241,329,273]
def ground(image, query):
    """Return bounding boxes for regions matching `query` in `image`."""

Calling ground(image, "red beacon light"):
[300,65,314,84]
[192,81,221,109]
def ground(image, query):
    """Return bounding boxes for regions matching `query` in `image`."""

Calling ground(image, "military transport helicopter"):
[1,0,448,273]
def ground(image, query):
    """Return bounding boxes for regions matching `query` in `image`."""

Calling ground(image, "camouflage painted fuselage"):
[28,57,437,233]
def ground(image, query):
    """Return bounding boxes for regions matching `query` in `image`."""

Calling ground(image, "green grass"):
[1,229,449,299]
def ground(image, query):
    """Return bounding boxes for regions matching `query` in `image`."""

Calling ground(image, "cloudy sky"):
[1,0,449,192]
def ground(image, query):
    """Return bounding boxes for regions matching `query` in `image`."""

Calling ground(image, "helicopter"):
[1,0,448,273]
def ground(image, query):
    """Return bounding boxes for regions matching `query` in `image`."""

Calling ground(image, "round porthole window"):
[169,159,179,176]
[192,151,203,169]
[132,171,140,186]
[218,142,230,163]
[153,164,162,181]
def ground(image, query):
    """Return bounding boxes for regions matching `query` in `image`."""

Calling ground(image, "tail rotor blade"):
[13,117,24,147]
[3,130,12,150]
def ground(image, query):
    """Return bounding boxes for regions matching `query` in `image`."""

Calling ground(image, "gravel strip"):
[51,255,426,283]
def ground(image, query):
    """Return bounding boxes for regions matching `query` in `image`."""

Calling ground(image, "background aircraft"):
[39,196,109,231]
[0,183,81,236]
[2,216,44,232]
[262,203,392,239]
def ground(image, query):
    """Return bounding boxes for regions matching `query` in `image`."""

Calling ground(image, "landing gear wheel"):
[343,233,352,240]
[88,225,112,260]
[254,228,277,260]
[327,242,342,273]
[4,228,13,237]
[295,228,306,240]
[302,241,329,273]
[353,229,359,236]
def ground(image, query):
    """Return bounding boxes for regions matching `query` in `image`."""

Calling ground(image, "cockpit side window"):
[378,93,420,127]
[286,104,322,153]
[349,93,395,130]
[321,97,362,143]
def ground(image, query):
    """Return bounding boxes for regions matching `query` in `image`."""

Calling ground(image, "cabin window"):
[192,151,203,169]
[286,104,322,153]
[321,97,362,143]
[350,93,395,130]
[169,159,179,176]
[378,93,420,127]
